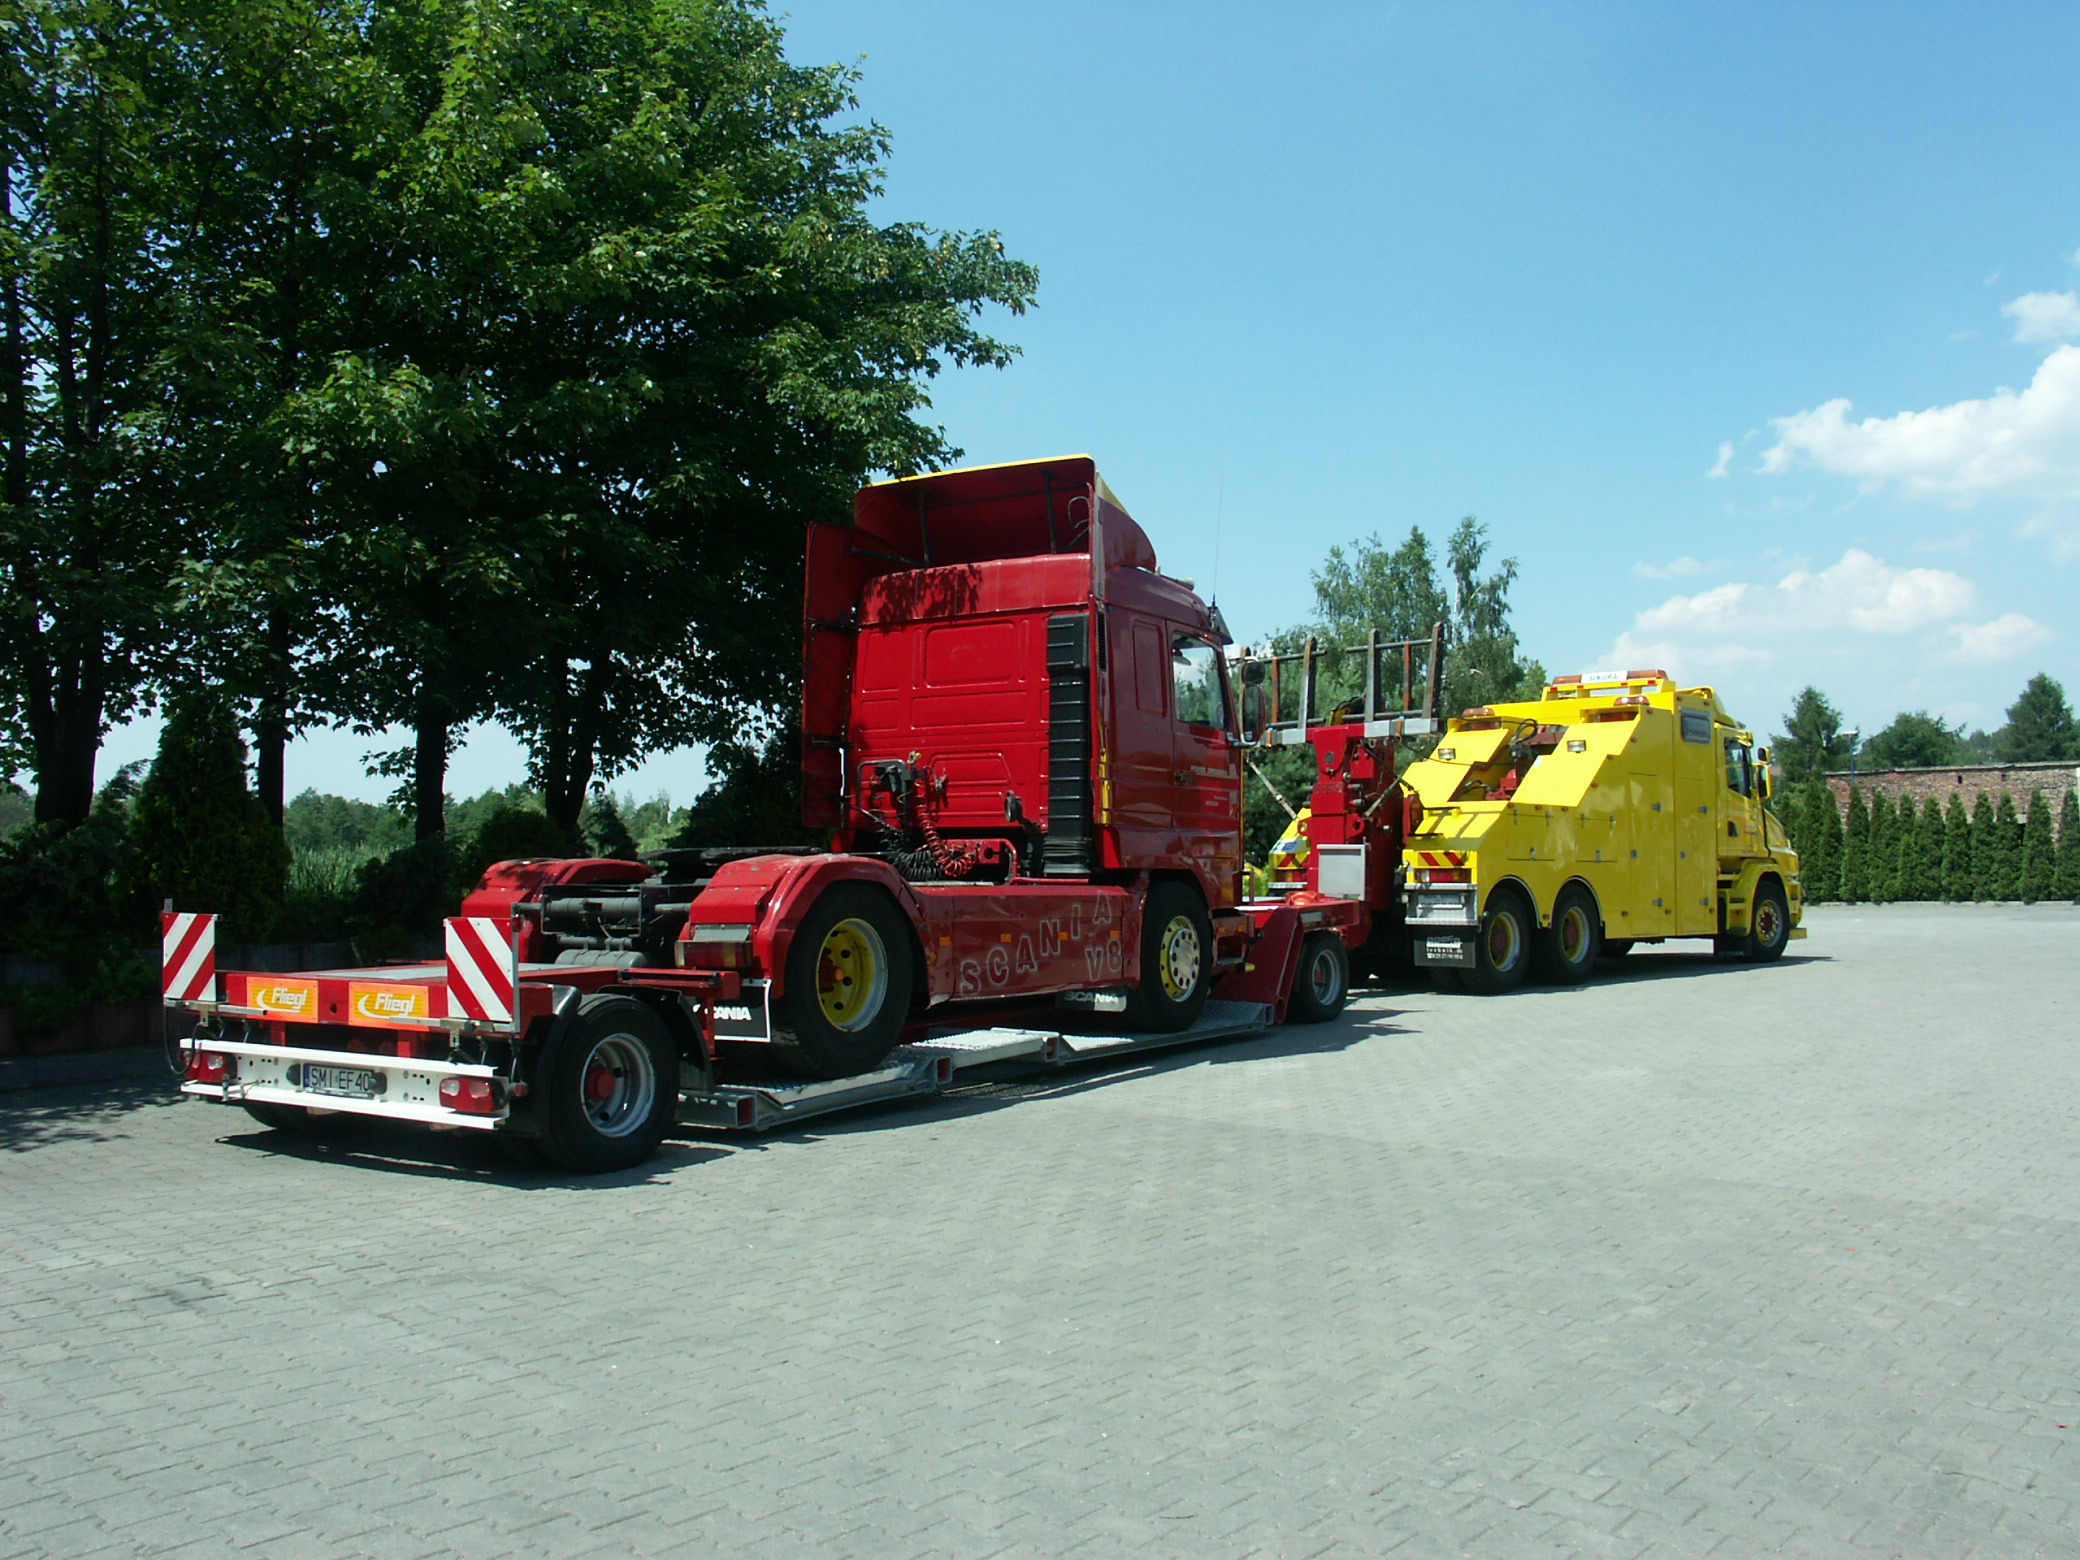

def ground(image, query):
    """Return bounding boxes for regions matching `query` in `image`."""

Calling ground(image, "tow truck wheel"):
[1534,885,1600,985]
[1739,880,1792,963]
[771,885,915,1079]
[1123,882,1212,1032]
[1464,887,1532,994]
[1288,932,1350,1023]
[541,995,678,1173]
[1600,939,1635,959]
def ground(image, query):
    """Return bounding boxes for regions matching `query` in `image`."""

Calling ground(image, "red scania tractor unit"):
[166,457,1445,1170]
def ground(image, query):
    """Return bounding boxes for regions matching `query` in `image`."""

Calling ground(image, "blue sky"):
[102,1,2080,799]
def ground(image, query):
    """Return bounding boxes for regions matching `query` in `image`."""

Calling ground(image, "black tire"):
[1739,880,1792,963]
[770,884,915,1079]
[1600,939,1635,959]
[1463,886,1532,994]
[1429,968,1465,994]
[1288,932,1350,1023]
[541,995,679,1173]
[1534,884,1601,985]
[241,1101,369,1137]
[1123,881,1213,1032]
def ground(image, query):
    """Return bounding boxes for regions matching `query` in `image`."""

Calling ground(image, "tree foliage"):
[1860,710,1963,771]
[1999,674,2079,763]
[1774,687,1851,783]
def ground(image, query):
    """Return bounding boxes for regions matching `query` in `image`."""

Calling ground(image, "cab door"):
[1167,631,1243,890]
[1716,731,1766,866]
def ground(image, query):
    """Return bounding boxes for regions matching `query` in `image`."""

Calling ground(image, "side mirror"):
[1238,657,1267,687]
[1239,684,1267,747]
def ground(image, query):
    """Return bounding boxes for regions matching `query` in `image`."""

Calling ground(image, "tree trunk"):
[33,638,105,827]
[413,686,451,839]
[253,612,291,825]
[539,661,600,834]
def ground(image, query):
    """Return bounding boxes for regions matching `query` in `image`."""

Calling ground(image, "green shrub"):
[121,694,289,942]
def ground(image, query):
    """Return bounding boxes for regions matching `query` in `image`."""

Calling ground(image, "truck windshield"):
[1171,637,1228,729]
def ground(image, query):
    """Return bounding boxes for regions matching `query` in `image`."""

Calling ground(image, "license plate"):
[1424,936,1473,967]
[303,1064,381,1100]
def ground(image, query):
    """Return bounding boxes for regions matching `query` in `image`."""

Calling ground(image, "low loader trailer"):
[169,457,1448,1171]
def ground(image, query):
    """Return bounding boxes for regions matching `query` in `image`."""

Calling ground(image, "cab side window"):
[1723,738,1752,797]
[1170,636,1228,730]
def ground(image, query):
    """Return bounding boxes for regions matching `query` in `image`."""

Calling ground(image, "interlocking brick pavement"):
[4,902,2078,1557]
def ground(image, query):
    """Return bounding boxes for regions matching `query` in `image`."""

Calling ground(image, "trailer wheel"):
[1534,885,1600,985]
[771,885,915,1079]
[541,995,678,1173]
[241,1102,369,1138]
[1287,932,1350,1023]
[1736,880,1792,963]
[1123,882,1212,1032]
[1464,887,1532,994]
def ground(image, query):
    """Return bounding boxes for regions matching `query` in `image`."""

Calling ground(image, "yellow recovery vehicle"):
[1398,670,1804,991]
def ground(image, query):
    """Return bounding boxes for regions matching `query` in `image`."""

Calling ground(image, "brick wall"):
[1822,761,2078,819]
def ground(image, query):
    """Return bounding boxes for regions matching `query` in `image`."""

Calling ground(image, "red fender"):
[685,854,926,1004]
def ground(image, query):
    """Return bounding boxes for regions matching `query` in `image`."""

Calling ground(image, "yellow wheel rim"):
[816,919,886,1032]
[1157,915,1201,1000]
[1558,907,1587,961]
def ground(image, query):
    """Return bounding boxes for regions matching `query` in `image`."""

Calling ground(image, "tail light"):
[1416,868,1471,884]
[186,1049,232,1084]
[438,1076,505,1115]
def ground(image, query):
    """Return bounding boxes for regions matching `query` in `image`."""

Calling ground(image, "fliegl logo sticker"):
[250,978,320,1022]
[347,983,429,1027]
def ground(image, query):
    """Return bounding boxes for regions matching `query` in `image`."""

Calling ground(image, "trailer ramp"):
[681,1000,1272,1132]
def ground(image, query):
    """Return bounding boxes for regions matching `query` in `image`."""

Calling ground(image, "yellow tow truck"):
[1399,670,1804,992]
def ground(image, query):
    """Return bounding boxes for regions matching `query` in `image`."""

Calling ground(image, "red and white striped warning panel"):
[444,917,517,1028]
[162,912,218,1003]
[1415,851,1466,868]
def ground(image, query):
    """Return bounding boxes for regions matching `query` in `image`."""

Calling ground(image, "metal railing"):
[1234,622,1447,745]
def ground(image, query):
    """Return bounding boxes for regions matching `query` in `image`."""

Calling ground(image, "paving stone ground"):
[4,902,2078,1558]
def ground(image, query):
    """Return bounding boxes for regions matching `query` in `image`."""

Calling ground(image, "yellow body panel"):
[1401,674,1803,945]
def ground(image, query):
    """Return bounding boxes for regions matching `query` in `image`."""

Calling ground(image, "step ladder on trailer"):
[681,1000,1273,1132]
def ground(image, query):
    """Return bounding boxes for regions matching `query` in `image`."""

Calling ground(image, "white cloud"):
[2003,290,2080,344]
[1760,344,2080,501]
[1946,612,2052,664]
[1706,441,1733,480]
[1607,549,2048,683]
[1632,556,1706,580]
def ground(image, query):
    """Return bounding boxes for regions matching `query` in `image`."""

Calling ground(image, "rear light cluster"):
[186,1050,233,1084]
[1415,868,1471,884]
[680,923,754,970]
[438,1076,505,1115]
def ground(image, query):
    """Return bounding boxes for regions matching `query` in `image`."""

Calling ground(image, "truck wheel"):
[1123,881,1212,1032]
[1739,881,1792,963]
[542,995,679,1173]
[771,885,915,1079]
[1534,885,1600,985]
[242,1102,368,1138]
[1600,939,1635,959]
[1463,887,1532,994]
[1287,932,1350,1023]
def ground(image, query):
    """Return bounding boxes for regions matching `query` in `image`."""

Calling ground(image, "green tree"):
[1939,793,1971,901]
[1988,792,2024,900]
[1910,797,1942,901]
[1860,711,1964,770]
[671,726,824,849]
[1865,791,1896,903]
[2019,790,2054,904]
[1794,778,1841,901]
[1967,792,1997,900]
[2056,789,2080,902]
[1998,674,2079,763]
[1308,526,1453,654]
[121,693,290,942]
[1442,517,1544,712]
[1840,784,1870,902]
[0,0,196,827]
[1775,687,1852,783]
